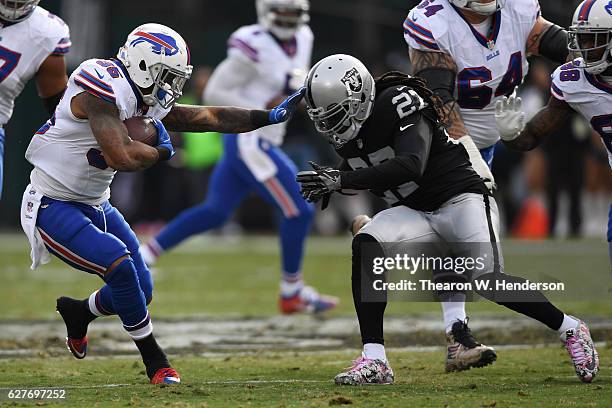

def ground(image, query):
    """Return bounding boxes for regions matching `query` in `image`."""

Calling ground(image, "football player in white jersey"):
[141,0,339,314]
[495,0,612,295]
[20,23,304,385]
[0,0,71,199]
[402,0,573,371]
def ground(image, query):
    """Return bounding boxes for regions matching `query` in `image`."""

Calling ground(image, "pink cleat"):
[561,319,599,383]
[334,356,394,385]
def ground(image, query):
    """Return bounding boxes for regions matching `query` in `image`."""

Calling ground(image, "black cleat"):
[56,297,96,359]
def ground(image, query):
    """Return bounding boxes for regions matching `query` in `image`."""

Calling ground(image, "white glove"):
[457,135,496,191]
[495,91,525,141]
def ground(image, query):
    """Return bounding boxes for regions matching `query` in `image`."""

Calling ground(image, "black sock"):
[475,273,564,331]
[352,234,386,345]
[134,334,170,378]
[56,297,97,339]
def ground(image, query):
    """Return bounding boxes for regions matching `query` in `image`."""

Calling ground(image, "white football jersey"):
[404,0,540,149]
[26,58,171,205]
[551,59,612,169]
[0,6,70,125]
[227,24,313,145]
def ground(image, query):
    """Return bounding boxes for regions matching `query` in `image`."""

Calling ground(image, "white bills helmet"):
[449,0,506,16]
[305,54,376,147]
[117,23,193,109]
[569,0,612,75]
[0,0,39,22]
[256,0,310,40]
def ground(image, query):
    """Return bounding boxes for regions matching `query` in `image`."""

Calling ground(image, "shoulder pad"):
[73,59,124,105]
[30,7,71,55]
[504,0,541,25]
[297,25,314,42]
[403,5,449,52]
[227,24,267,62]
[375,86,428,122]
[550,60,585,100]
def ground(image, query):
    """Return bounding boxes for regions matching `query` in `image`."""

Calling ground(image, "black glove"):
[296,161,342,210]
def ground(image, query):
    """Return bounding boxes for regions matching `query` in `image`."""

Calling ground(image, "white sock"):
[441,301,467,333]
[558,314,579,336]
[363,343,387,362]
[280,277,304,298]
[140,241,161,267]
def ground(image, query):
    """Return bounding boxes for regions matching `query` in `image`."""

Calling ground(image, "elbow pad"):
[415,67,456,105]
[538,24,569,64]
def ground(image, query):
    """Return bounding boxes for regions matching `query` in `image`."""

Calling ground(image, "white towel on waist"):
[237,132,278,182]
[20,184,50,270]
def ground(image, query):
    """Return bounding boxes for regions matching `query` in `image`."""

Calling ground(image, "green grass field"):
[0,233,610,407]
[0,348,610,407]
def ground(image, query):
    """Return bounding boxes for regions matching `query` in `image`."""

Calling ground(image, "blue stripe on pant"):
[155,134,314,276]
[36,197,153,337]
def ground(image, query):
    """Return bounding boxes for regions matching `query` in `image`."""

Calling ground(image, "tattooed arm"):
[71,92,160,171]
[409,48,468,140]
[503,95,574,151]
[162,104,271,133]
[163,88,306,133]
[527,16,570,62]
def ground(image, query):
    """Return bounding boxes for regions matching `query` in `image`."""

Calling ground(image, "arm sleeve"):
[340,113,433,190]
[203,53,260,108]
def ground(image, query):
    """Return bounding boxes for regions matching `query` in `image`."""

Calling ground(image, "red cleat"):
[279,286,339,314]
[65,336,88,359]
[150,367,181,385]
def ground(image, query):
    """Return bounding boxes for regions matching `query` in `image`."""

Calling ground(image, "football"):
[124,116,158,146]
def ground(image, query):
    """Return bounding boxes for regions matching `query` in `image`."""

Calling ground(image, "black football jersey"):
[336,85,489,212]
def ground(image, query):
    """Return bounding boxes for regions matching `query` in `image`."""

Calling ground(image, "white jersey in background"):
[551,59,612,169]
[26,58,171,205]
[206,24,313,146]
[0,6,70,125]
[404,0,540,149]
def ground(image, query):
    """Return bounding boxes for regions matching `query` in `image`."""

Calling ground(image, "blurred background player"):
[403,0,572,369]
[297,54,599,385]
[20,22,304,385]
[495,0,612,283]
[140,0,339,314]
[0,0,70,199]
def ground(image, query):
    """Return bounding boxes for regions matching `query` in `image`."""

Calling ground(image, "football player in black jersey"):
[297,54,599,385]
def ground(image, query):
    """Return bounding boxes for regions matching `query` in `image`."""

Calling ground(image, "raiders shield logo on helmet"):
[341,68,363,92]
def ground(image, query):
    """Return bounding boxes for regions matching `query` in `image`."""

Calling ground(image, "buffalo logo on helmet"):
[341,68,363,93]
[130,31,179,56]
